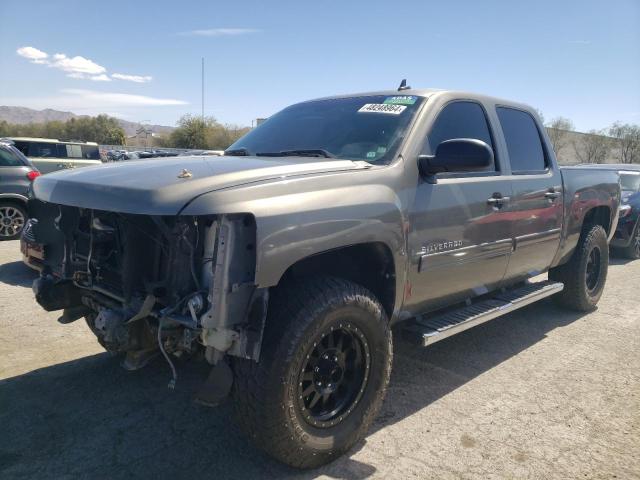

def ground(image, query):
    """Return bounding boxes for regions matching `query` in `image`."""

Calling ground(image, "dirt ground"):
[0,239,638,479]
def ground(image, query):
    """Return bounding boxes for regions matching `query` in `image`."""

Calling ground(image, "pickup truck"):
[24,88,620,469]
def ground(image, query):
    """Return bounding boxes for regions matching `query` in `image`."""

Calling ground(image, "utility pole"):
[201,57,205,121]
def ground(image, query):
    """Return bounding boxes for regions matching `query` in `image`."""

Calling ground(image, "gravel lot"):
[0,239,638,479]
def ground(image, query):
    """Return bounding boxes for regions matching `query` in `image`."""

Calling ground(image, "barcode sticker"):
[357,103,407,115]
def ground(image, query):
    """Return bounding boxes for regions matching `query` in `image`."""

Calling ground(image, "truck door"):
[495,107,564,283]
[406,101,513,314]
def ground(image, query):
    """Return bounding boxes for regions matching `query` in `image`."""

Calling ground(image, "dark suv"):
[0,142,40,240]
[580,164,640,259]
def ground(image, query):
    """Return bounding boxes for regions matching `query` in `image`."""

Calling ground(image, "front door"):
[406,101,512,314]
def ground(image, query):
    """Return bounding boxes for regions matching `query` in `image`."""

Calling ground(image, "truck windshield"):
[620,173,640,192]
[227,95,424,163]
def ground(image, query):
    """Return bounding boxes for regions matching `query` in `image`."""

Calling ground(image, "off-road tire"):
[617,221,640,260]
[549,224,609,311]
[232,276,393,469]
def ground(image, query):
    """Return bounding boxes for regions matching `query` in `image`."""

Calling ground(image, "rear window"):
[497,107,547,173]
[0,145,26,167]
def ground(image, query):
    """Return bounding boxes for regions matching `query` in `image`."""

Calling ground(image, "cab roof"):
[304,88,536,113]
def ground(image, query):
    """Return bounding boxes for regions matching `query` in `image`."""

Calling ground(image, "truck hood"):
[32,155,370,215]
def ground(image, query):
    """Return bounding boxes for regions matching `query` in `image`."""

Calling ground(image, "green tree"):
[168,115,208,149]
[0,115,126,145]
[168,114,250,150]
[545,117,575,161]
[573,130,611,164]
[609,122,640,164]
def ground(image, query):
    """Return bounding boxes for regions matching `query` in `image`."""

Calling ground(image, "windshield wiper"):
[225,147,250,156]
[256,149,336,158]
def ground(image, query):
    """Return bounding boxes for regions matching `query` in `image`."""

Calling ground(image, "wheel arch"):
[276,242,398,320]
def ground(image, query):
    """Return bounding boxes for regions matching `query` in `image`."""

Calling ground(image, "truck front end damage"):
[28,199,267,382]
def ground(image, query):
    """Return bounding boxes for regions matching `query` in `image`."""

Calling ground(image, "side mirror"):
[418,138,493,176]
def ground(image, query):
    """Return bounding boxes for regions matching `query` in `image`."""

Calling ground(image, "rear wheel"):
[232,277,393,469]
[549,224,609,311]
[0,202,27,240]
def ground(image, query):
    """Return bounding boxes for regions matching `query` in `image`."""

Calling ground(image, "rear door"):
[496,107,563,282]
[406,101,513,313]
[0,145,31,196]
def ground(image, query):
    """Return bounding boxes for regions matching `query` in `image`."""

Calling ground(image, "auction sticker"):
[358,103,407,115]
[383,95,418,105]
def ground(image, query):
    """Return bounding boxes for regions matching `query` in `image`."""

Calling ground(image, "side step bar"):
[401,280,564,346]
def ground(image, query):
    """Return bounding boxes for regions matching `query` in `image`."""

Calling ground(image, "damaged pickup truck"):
[24,88,620,468]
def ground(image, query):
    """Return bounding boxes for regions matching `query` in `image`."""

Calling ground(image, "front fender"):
[181,168,407,300]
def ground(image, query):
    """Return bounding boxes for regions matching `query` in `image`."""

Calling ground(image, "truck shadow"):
[0,261,37,288]
[0,297,583,480]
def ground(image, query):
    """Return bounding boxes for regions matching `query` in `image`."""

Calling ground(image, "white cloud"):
[16,46,49,64]
[16,46,153,83]
[179,28,260,37]
[59,89,188,107]
[90,74,111,82]
[112,73,153,83]
[50,53,106,75]
[0,89,188,112]
[67,72,111,81]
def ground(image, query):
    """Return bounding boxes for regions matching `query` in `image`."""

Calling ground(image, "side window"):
[496,107,546,173]
[81,145,100,159]
[426,101,495,171]
[65,144,83,158]
[28,142,58,157]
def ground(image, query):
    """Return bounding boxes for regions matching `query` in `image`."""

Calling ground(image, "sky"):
[0,0,638,132]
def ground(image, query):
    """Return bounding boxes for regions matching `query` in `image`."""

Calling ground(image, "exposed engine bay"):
[27,200,268,386]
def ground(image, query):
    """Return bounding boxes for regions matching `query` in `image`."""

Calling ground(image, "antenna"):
[201,57,205,121]
[398,79,411,91]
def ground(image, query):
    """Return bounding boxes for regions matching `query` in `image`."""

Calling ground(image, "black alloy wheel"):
[297,323,370,428]
[549,224,609,311]
[585,246,602,293]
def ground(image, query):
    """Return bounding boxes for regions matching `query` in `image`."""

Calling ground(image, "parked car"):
[578,164,640,258]
[24,88,620,468]
[0,142,40,240]
[4,137,102,173]
[178,149,224,156]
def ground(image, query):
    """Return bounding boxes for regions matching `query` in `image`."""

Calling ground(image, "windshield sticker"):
[358,103,407,115]
[366,151,377,158]
[383,95,418,105]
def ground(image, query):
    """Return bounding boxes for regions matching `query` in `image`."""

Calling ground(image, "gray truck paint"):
[29,89,620,327]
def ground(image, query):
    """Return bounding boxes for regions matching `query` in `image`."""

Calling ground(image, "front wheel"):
[549,224,609,311]
[232,277,393,469]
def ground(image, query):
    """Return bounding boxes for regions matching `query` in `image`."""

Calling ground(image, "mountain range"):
[0,106,174,137]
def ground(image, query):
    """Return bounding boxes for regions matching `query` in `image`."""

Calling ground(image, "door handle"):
[487,195,510,207]
[545,191,561,199]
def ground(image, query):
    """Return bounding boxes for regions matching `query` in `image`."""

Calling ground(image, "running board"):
[401,280,564,346]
